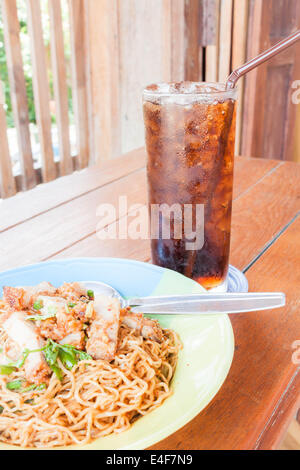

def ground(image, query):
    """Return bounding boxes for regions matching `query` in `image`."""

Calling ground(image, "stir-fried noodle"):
[0,324,181,448]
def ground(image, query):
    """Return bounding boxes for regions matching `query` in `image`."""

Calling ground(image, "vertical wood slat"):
[218,0,234,82]
[161,0,172,82]
[48,0,72,176]
[241,0,264,158]
[203,0,220,82]
[281,1,300,162]
[85,0,120,163]
[185,0,203,81]
[1,0,36,190]
[242,0,300,161]
[0,82,16,198]
[69,0,89,168]
[169,0,185,82]
[171,0,185,81]
[26,0,56,182]
[232,0,249,154]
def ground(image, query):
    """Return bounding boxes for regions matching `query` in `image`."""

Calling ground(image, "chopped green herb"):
[0,347,45,376]
[68,302,76,308]
[50,363,63,381]
[27,312,56,322]
[0,339,93,381]
[42,340,63,380]
[42,340,92,380]
[6,380,46,394]
[6,380,23,391]
[21,383,46,393]
[24,399,34,405]
[87,290,94,300]
[43,340,59,367]
[13,350,31,368]
[33,300,43,311]
[57,347,77,371]
[0,365,16,375]
[47,305,57,316]
[77,350,92,361]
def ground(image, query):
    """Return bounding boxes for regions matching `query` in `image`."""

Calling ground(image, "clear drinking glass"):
[143,82,238,291]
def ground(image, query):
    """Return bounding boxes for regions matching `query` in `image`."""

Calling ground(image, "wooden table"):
[0,148,299,450]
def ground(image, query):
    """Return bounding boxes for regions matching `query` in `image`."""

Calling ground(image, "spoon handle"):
[129,292,286,315]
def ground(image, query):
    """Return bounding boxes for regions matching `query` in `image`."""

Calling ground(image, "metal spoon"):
[81,281,286,315]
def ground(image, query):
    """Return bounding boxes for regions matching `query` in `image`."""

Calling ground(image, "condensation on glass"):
[143,82,238,291]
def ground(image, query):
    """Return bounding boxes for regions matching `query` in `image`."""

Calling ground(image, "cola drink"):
[143,82,237,291]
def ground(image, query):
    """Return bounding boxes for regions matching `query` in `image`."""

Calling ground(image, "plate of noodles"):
[0,258,234,450]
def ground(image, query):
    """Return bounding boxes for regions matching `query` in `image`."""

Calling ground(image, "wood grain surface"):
[0,149,299,450]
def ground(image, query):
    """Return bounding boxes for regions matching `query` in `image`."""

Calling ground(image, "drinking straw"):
[226,29,300,89]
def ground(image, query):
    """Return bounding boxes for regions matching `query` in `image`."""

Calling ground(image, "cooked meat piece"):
[120,310,143,332]
[3,337,21,362]
[86,295,120,361]
[3,282,57,311]
[57,282,88,302]
[141,317,164,343]
[59,333,84,348]
[121,310,163,343]
[3,312,50,384]
[36,296,86,349]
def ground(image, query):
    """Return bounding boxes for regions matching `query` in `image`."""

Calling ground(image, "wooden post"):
[0,81,16,198]
[49,0,72,176]
[1,0,36,190]
[26,0,56,182]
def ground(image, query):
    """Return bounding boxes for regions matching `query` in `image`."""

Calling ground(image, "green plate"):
[0,258,234,449]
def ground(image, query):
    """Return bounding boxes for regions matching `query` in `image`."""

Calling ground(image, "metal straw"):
[226,30,300,89]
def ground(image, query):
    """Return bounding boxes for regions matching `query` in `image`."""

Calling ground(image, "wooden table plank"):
[0,170,147,271]
[233,156,279,199]
[50,223,151,262]
[0,148,146,233]
[243,216,300,450]
[0,153,298,450]
[151,214,300,450]
[230,161,300,271]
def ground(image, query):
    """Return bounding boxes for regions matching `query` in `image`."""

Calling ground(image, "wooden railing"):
[0,0,299,199]
[0,0,89,198]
